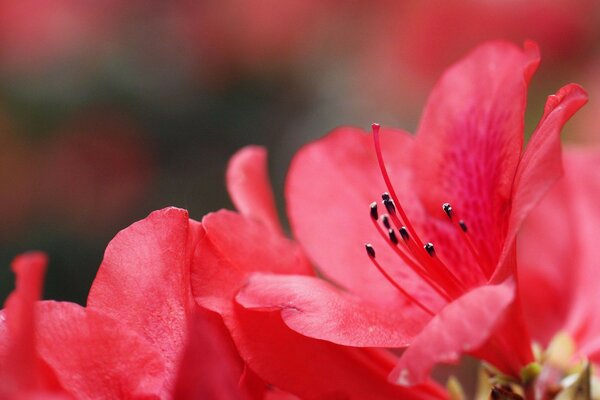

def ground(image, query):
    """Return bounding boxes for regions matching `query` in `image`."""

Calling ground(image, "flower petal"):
[225,305,446,400]
[173,306,247,399]
[35,301,167,398]
[87,207,201,379]
[286,127,443,308]
[0,252,65,398]
[562,153,600,354]
[413,40,540,276]
[494,83,588,283]
[390,283,515,386]
[517,154,581,345]
[192,209,312,314]
[236,273,428,347]
[227,146,283,233]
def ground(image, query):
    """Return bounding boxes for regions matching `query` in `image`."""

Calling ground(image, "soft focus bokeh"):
[2,1,600,305]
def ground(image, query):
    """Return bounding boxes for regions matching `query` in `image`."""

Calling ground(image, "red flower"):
[233,41,587,385]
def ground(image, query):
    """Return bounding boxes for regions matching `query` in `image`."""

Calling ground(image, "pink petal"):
[227,146,283,233]
[413,40,540,277]
[286,127,444,309]
[540,150,600,352]
[236,273,428,347]
[35,301,167,399]
[390,283,515,386]
[192,209,312,314]
[517,152,583,345]
[494,83,588,283]
[0,252,66,398]
[87,207,202,380]
[225,305,447,400]
[173,306,247,400]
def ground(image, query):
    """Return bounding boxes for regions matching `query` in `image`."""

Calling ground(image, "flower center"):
[364,123,487,313]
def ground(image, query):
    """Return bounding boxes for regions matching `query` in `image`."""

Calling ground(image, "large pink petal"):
[390,283,515,386]
[35,301,167,399]
[192,209,312,314]
[87,207,202,382]
[236,273,428,347]
[227,146,283,233]
[286,127,447,309]
[413,40,540,277]
[494,83,588,283]
[225,305,447,400]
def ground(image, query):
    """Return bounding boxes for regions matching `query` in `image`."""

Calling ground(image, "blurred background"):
[1,0,600,305]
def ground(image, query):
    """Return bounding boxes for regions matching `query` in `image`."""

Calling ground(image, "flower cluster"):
[1,40,597,399]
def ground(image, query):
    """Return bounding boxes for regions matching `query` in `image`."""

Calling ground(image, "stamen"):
[369,124,478,305]
[380,195,405,233]
[365,243,376,258]
[383,198,396,214]
[442,202,488,279]
[442,203,453,219]
[365,243,435,316]
[399,227,410,241]
[370,216,451,301]
[381,215,391,229]
[402,233,463,299]
[424,242,435,257]
[388,229,399,245]
[370,202,378,221]
[372,124,424,247]
[423,242,466,298]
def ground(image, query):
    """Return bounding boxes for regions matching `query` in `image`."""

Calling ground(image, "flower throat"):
[365,123,489,315]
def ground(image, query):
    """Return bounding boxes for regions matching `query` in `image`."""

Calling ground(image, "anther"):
[370,202,378,220]
[381,192,390,202]
[442,203,453,219]
[424,243,435,257]
[388,229,399,245]
[382,215,391,229]
[383,198,396,214]
[458,220,467,232]
[399,227,409,241]
[365,244,376,258]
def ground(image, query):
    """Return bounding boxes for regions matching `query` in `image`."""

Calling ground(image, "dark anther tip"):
[365,244,376,258]
[442,203,453,219]
[381,192,391,201]
[424,243,435,256]
[388,229,398,245]
[383,199,396,214]
[370,202,378,220]
[381,215,391,229]
[399,227,409,241]
[459,220,468,232]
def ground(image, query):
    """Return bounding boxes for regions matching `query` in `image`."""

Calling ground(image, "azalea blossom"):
[232,40,587,389]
